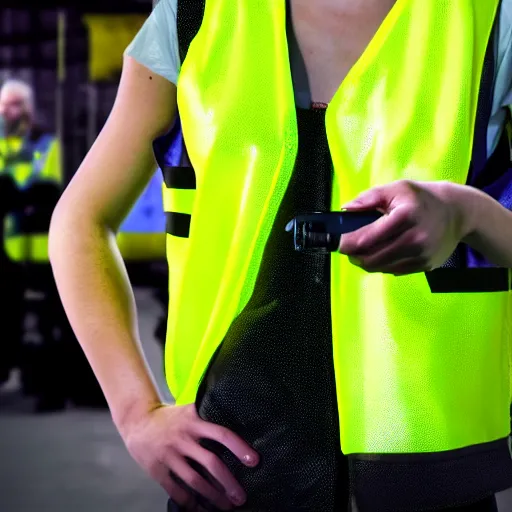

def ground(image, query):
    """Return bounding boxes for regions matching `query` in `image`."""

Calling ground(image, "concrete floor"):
[0,289,171,512]
[0,288,512,512]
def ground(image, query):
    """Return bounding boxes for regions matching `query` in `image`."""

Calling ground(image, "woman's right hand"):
[121,403,259,511]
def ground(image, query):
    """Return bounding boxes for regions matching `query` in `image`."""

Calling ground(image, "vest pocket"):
[332,261,512,455]
[426,268,511,293]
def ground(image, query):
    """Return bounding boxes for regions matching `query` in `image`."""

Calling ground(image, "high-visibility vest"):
[161,0,511,465]
[0,133,62,263]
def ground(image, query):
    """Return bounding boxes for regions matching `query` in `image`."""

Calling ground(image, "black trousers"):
[0,261,24,383]
[167,494,498,512]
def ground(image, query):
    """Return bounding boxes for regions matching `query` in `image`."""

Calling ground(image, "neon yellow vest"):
[0,135,62,263]
[164,0,512,455]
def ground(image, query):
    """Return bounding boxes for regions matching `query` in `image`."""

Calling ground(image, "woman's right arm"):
[49,56,258,510]
[50,56,173,431]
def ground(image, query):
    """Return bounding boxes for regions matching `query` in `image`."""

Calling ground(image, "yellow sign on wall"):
[83,14,147,81]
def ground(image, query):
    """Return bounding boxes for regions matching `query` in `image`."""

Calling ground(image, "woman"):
[49,0,512,510]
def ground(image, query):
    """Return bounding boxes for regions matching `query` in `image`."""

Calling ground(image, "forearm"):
[457,184,512,267]
[49,212,163,434]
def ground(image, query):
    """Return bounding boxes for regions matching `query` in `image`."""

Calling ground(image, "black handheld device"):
[285,210,383,253]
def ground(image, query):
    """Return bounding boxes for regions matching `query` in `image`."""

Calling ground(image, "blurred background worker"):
[0,5,168,423]
[0,78,72,411]
[0,5,174,509]
[0,79,62,191]
[0,79,62,266]
[0,169,21,386]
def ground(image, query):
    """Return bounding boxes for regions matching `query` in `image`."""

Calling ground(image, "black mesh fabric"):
[349,443,509,512]
[194,107,349,512]
[176,0,205,63]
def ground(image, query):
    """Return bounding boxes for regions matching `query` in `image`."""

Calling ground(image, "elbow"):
[48,193,86,265]
[48,198,70,265]
[48,193,114,266]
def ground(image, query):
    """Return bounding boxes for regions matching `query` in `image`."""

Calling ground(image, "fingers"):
[342,184,390,210]
[188,445,248,507]
[192,420,259,469]
[151,463,199,510]
[351,255,427,276]
[348,228,430,273]
[339,205,416,256]
[170,458,234,511]
[128,405,254,512]
[159,408,254,510]
[388,260,428,276]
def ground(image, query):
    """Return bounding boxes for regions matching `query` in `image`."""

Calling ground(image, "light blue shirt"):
[125,0,512,156]
[125,0,181,85]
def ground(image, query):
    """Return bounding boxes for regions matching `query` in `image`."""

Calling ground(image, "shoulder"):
[498,0,512,59]
[153,0,178,20]
[148,0,178,32]
[124,0,181,85]
[493,1,512,108]
[135,0,178,38]
[500,0,512,24]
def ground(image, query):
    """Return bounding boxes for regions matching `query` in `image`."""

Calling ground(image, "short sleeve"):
[488,0,512,154]
[495,0,512,107]
[124,0,181,85]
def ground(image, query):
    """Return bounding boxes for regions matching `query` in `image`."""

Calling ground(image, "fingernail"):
[230,493,245,506]
[243,454,256,466]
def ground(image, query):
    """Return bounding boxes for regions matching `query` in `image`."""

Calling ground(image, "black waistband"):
[350,437,512,511]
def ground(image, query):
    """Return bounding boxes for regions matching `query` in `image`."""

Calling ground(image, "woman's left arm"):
[455,184,512,267]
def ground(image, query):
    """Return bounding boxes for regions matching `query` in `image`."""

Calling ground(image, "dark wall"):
[0,4,152,182]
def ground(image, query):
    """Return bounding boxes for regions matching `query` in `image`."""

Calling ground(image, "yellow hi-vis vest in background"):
[163,0,511,457]
[0,134,62,263]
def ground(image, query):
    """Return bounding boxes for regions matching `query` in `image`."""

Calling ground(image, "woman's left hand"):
[338,180,472,276]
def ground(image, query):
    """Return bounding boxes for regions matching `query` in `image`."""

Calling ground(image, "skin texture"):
[50,1,512,509]
[290,0,397,103]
